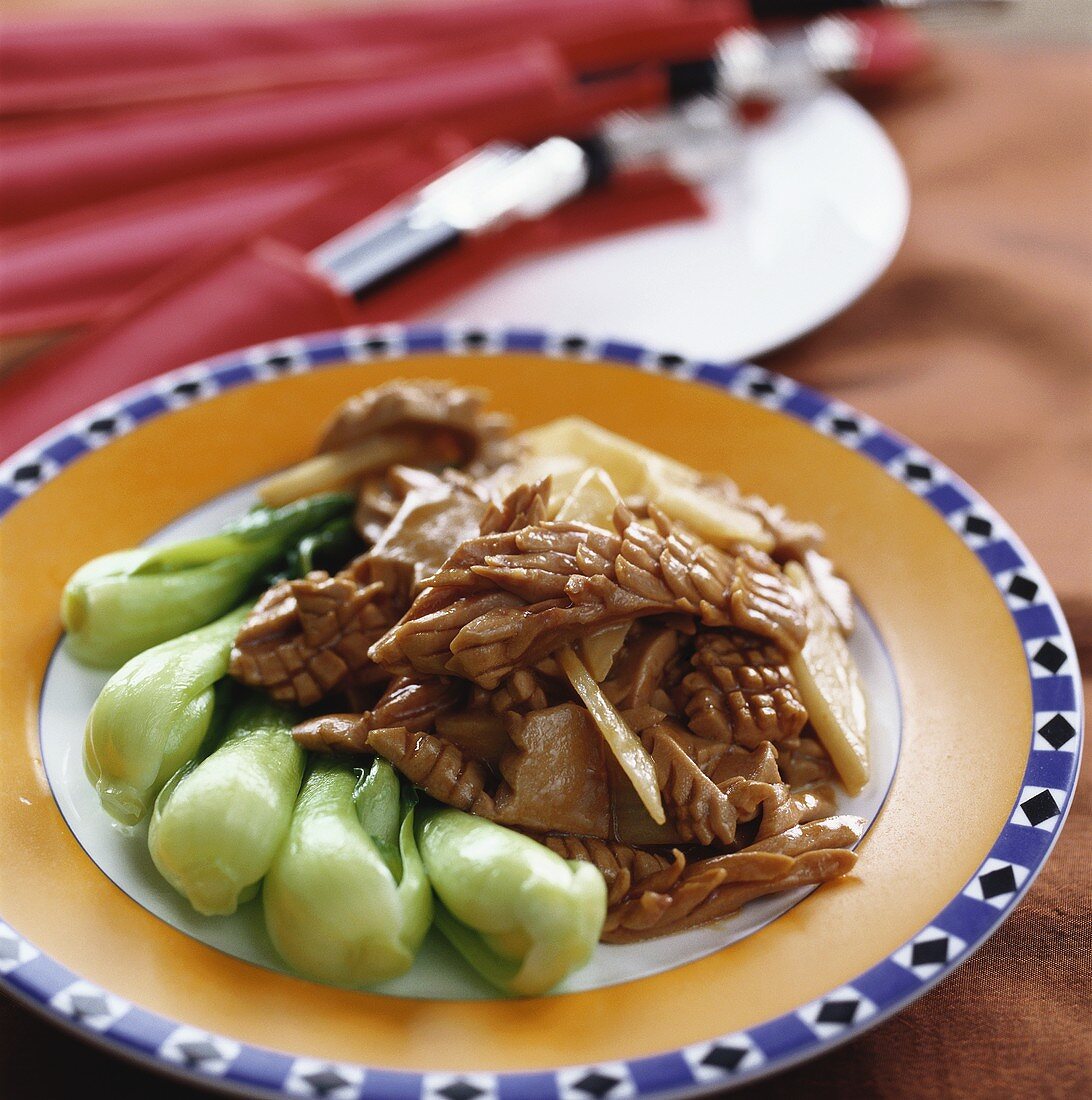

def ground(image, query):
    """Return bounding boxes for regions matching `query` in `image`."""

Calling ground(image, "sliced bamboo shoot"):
[552,468,632,681]
[643,474,774,551]
[558,645,665,824]
[609,757,683,845]
[784,562,869,794]
[516,416,772,549]
[494,452,586,509]
[579,623,631,682]
[554,467,623,530]
[516,416,695,496]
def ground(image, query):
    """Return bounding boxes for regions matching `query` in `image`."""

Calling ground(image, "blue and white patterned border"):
[0,325,1083,1098]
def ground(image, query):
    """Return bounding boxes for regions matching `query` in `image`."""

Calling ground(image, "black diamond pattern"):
[964,515,993,537]
[303,1068,351,1096]
[657,353,685,371]
[88,417,117,435]
[13,464,41,482]
[178,1040,223,1067]
[462,331,488,349]
[265,354,293,371]
[910,937,950,967]
[904,462,932,482]
[1020,790,1060,827]
[560,336,587,353]
[172,381,202,397]
[572,1072,621,1098]
[364,338,389,354]
[978,865,1017,900]
[815,999,859,1026]
[438,1083,484,1100]
[748,379,777,396]
[1039,714,1076,749]
[1033,641,1067,673]
[1007,575,1039,601]
[701,1045,748,1072]
[831,416,860,436]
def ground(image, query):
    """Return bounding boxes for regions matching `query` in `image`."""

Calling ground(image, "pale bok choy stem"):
[148,695,306,916]
[61,492,352,668]
[416,805,607,997]
[262,758,432,987]
[83,602,253,827]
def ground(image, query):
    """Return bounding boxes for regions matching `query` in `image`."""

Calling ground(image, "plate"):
[39,516,900,1001]
[0,325,1081,1097]
[430,86,910,362]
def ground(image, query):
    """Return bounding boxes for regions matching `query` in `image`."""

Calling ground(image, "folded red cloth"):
[0,161,704,459]
[0,36,511,117]
[0,0,683,73]
[0,153,353,336]
[0,40,571,226]
[1,1,743,116]
[0,62,669,338]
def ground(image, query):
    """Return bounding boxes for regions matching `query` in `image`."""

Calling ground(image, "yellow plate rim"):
[0,325,1083,1097]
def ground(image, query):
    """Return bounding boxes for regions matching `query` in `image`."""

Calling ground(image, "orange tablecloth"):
[0,39,1089,1100]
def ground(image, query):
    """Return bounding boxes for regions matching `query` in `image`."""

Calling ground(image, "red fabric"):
[0,168,704,458]
[0,5,743,116]
[0,41,572,226]
[0,65,671,338]
[843,12,929,86]
[0,164,341,335]
[0,36,520,117]
[0,0,698,74]
[0,131,479,337]
[0,1,926,345]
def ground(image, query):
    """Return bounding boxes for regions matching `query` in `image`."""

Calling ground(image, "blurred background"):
[921,0,1090,40]
[2,0,1090,35]
[1,0,1089,33]
[0,1,1089,1098]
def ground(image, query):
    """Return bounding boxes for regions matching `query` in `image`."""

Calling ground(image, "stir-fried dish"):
[67,379,869,995]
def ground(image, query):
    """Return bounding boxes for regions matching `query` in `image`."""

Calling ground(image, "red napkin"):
[0,153,352,336]
[0,0,688,73]
[0,63,669,339]
[1,1,744,116]
[0,40,574,226]
[0,163,705,459]
[0,0,930,463]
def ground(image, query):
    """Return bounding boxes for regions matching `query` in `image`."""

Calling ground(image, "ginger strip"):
[257,432,419,508]
[784,562,869,794]
[558,644,666,825]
